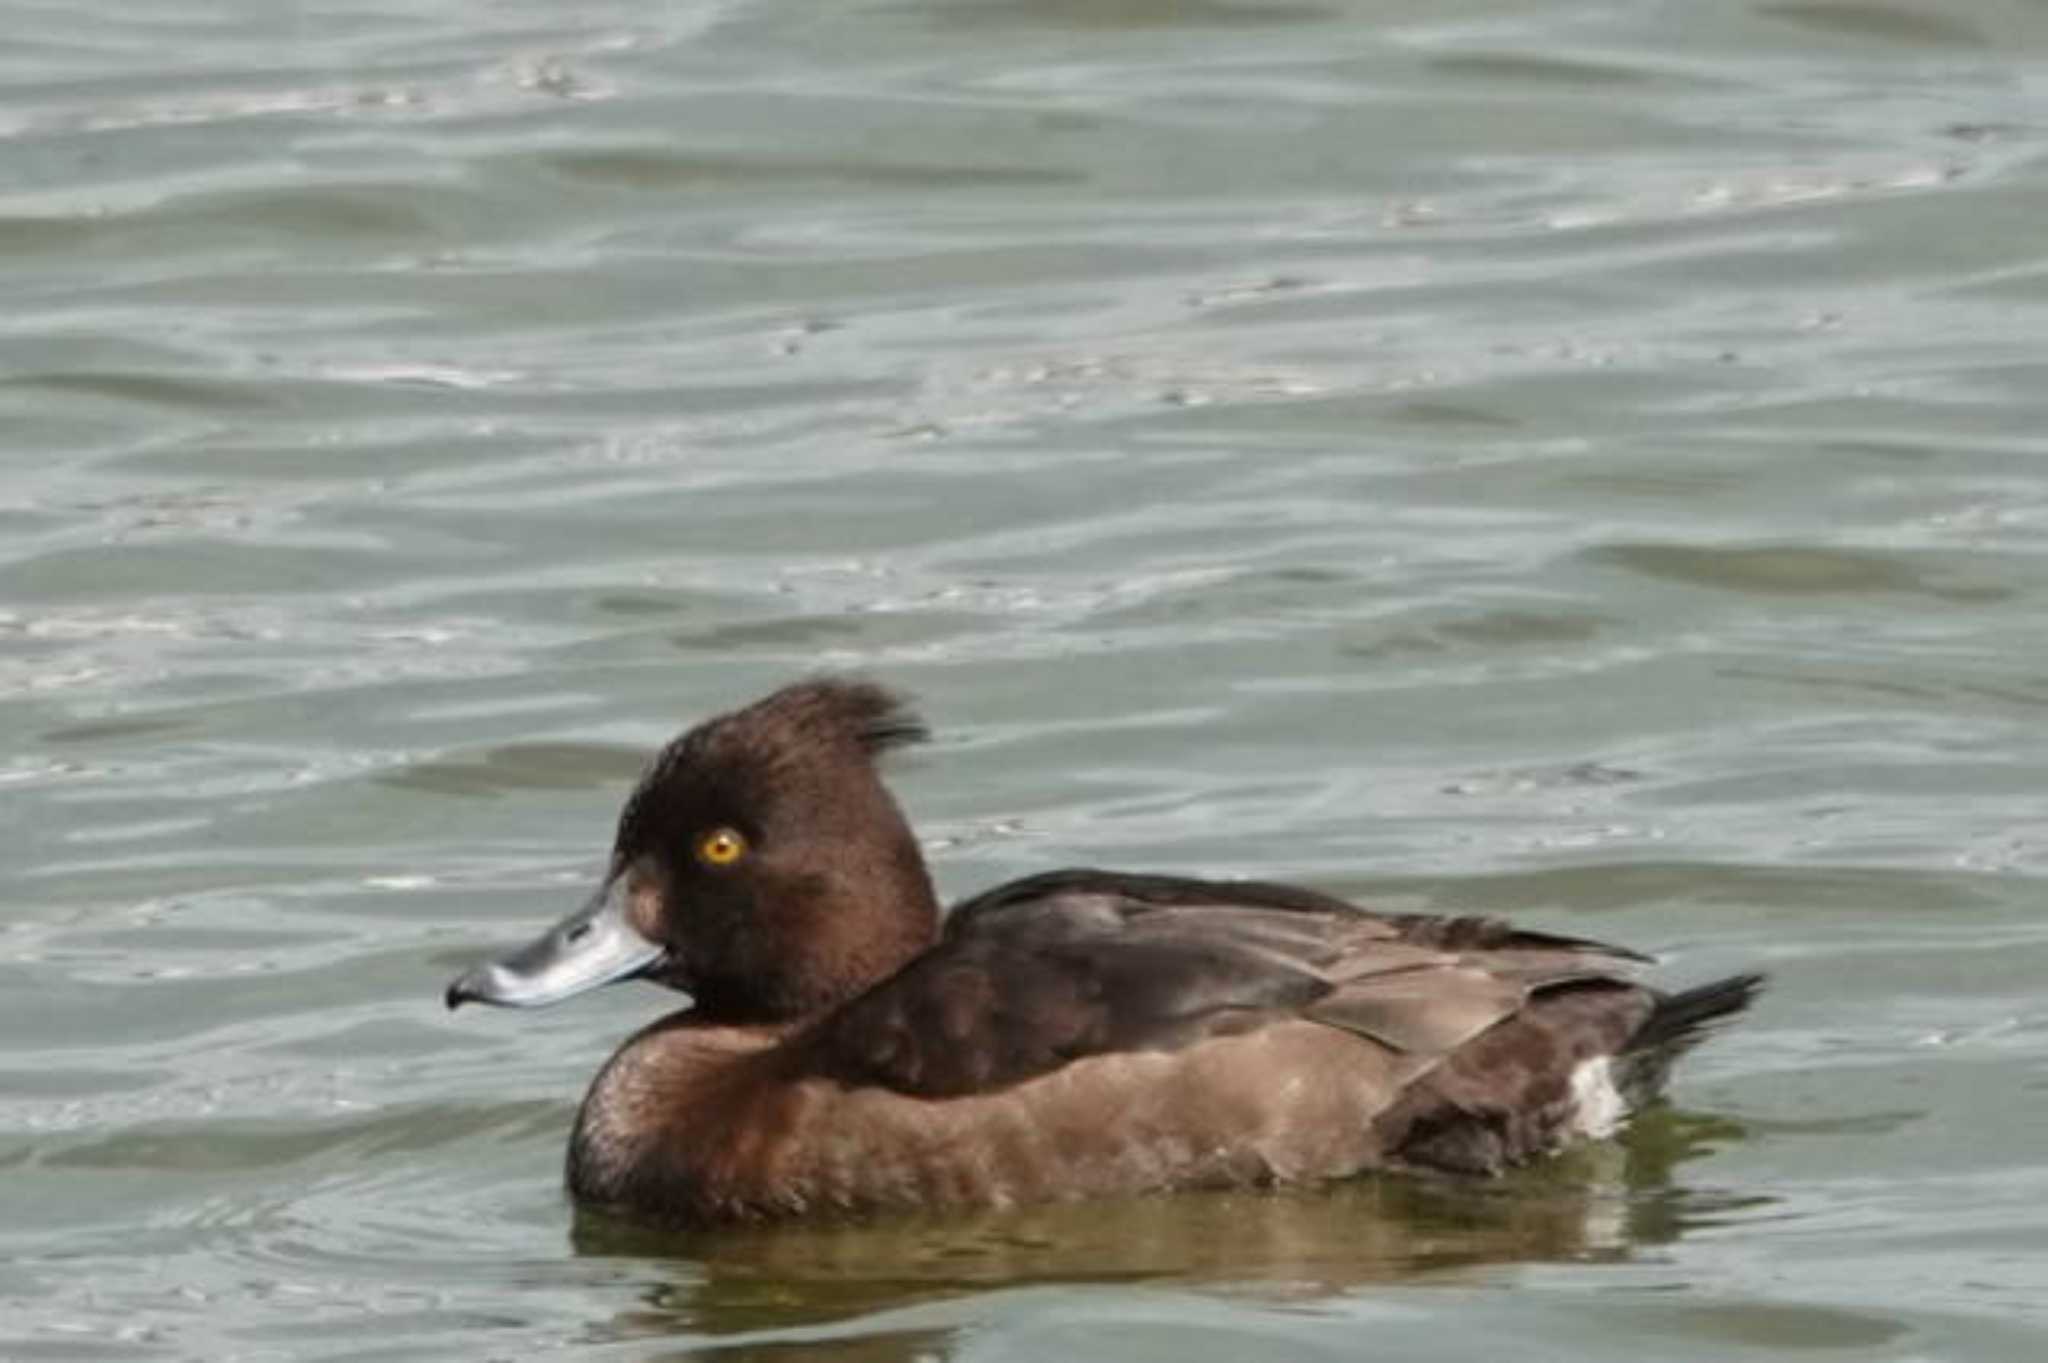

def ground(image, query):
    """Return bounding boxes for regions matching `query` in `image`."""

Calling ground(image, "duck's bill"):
[445,879,665,1010]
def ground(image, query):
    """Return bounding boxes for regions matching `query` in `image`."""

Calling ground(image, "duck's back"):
[569,870,1759,1223]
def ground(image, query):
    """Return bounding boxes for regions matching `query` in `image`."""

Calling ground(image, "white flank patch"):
[1569,1056,1628,1140]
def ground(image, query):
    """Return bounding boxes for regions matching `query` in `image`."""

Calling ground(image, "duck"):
[446,677,1761,1226]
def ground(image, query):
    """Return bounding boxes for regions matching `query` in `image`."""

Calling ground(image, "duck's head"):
[446,678,939,1022]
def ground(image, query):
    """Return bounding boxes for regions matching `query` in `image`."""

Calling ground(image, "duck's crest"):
[609,677,927,865]
[738,676,929,757]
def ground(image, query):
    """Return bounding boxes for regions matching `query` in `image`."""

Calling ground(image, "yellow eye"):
[696,827,748,867]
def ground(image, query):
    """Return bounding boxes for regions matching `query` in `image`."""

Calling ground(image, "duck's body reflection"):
[571,1106,1750,1349]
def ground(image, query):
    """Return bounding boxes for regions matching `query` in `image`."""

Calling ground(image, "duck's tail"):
[1616,971,1765,1104]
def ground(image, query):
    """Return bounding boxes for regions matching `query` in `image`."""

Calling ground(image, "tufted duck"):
[447,678,1760,1225]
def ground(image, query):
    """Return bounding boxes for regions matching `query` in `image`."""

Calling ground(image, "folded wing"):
[804,869,1651,1098]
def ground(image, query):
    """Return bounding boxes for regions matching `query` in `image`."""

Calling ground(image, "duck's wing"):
[803,868,1653,1099]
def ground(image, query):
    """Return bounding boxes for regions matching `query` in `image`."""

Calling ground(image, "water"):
[5,0,2047,1357]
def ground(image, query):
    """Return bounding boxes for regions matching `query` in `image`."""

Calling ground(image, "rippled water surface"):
[6,0,2048,1358]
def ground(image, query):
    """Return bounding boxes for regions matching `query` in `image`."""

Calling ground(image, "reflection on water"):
[571,1109,1751,1344]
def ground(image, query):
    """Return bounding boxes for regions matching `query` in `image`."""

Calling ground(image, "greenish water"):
[5,0,2048,1358]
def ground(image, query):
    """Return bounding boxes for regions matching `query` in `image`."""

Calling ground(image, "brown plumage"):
[447,678,1762,1226]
